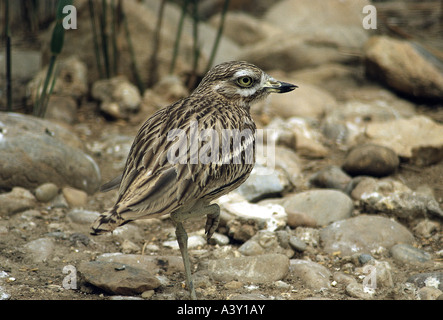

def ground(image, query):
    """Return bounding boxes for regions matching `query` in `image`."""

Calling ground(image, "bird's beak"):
[264,78,298,93]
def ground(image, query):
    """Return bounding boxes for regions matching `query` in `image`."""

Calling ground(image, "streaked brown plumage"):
[91,61,296,299]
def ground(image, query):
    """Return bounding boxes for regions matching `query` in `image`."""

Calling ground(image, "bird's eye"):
[236,76,253,88]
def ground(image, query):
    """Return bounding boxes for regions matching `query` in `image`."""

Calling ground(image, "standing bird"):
[91,61,297,299]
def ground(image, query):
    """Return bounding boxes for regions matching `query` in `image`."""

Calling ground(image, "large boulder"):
[364,36,443,100]
[0,112,100,194]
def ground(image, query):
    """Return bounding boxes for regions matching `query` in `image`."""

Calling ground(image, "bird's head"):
[193,61,297,107]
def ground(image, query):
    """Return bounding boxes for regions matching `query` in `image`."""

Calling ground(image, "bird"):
[90,61,297,299]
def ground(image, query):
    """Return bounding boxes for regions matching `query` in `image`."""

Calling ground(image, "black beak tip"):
[279,82,298,93]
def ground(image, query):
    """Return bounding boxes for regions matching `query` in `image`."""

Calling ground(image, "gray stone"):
[289,236,307,252]
[238,231,294,257]
[0,112,101,194]
[342,144,399,177]
[288,259,331,291]
[279,189,353,226]
[309,165,351,192]
[163,235,206,250]
[67,209,100,225]
[96,253,184,274]
[78,260,161,295]
[390,244,432,266]
[208,232,230,246]
[237,164,288,202]
[358,254,374,265]
[320,215,415,256]
[208,254,289,283]
[0,187,37,216]
[35,183,59,202]
[23,238,55,263]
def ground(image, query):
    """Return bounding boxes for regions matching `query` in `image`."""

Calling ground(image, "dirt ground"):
[0,97,442,301]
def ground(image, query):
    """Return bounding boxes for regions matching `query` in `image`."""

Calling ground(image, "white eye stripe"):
[233,70,255,78]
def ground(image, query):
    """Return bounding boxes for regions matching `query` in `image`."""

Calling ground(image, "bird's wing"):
[114,99,200,219]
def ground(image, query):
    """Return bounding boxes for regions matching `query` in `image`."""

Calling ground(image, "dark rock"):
[342,144,399,177]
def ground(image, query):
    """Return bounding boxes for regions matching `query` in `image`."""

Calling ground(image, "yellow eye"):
[236,76,253,87]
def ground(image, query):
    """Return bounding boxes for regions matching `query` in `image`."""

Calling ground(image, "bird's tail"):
[90,207,131,235]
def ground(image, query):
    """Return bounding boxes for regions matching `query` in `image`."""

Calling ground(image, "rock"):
[209,11,281,46]
[351,177,443,219]
[92,76,141,119]
[360,260,394,288]
[67,209,100,225]
[288,236,307,252]
[121,240,141,254]
[0,285,10,300]
[407,272,443,291]
[333,272,356,287]
[0,112,101,194]
[238,0,369,71]
[27,56,88,104]
[266,117,328,158]
[279,190,354,227]
[23,238,55,263]
[208,254,289,283]
[286,211,317,228]
[413,219,440,238]
[321,90,417,146]
[35,183,59,202]
[227,293,269,300]
[217,193,287,234]
[62,187,88,208]
[78,260,161,295]
[163,235,206,250]
[96,253,184,274]
[342,144,399,177]
[357,254,374,265]
[294,227,320,248]
[236,164,289,202]
[288,259,332,291]
[207,232,230,246]
[151,75,189,103]
[364,36,443,100]
[319,215,415,256]
[45,95,78,125]
[390,244,432,266]
[0,187,37,216]
[345,282,374,300]
[259,81,337,120]
[309,166,352,192]
[362,115,443,166]
[416,287,443,300]
[238,231,294,257]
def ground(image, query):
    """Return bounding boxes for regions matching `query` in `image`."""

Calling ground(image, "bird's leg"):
[204,204,220,242]
[175,222,197,300]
